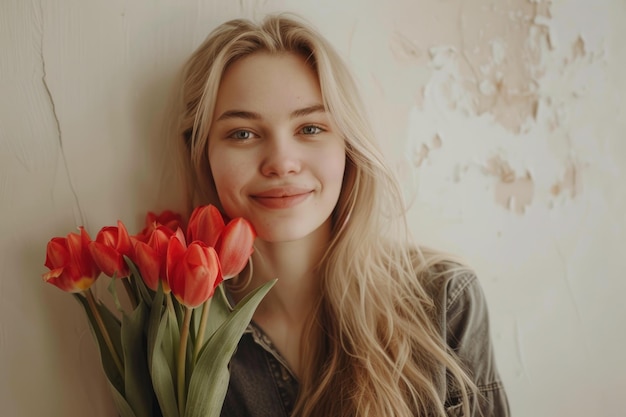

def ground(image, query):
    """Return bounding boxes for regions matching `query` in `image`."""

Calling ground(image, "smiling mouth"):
[251,189,313,209]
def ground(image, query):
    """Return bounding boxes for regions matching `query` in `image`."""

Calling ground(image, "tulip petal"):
[169,243,222,308]
[42,267,64,281]
[98,227,118,247]
[135,210,183,242]
[115,220,133,257]
[43,266,96,293]
[166,230,186,285]
[67,230,87,272]
[217,218,256,279]
[187,205,225,247]
[134,241,161,291]
[45,238,70,269]
[43,228,100,293]
[79,227,100,278]
[89,241,128,278]
[149,226,173,256]
[136,225,174,291]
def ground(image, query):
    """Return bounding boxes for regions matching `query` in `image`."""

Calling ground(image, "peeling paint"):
[431,133,442,149]
[412,134,442,168]
[550,160,581,198]
[428,45,457,70]
[413,143,430,168]
[448,1,550,133]
[483,155,535,214]
[571,35,586,60]
[1,1,624,416]
[495,174,534,214]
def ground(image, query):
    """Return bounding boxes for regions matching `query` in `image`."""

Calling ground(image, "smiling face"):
[207,52,346,243]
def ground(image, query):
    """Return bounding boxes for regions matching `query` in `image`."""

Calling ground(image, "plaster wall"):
[1,1,624,416]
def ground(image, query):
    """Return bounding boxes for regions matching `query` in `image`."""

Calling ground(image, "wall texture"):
[1,1,624,416]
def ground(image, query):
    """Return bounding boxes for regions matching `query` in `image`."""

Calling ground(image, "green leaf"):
[73,294,125,395]
[190,305,201,348]
[203,284,233,341]
[173,297,185,328]
[124,255,153,306]
[150,296,181,417]
[122,302,154,417]
[107,274,124,312]
[147,281,166,367]
[108,379,138,417]
[184,279,276,417]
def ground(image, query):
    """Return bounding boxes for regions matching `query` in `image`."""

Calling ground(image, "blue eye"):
[301,125,323,135]
[229,130,254,140]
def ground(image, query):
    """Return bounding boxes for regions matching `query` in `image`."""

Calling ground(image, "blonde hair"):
[173,14,475,417]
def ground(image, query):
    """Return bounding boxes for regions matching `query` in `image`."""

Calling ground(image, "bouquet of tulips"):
[42,205,274,417]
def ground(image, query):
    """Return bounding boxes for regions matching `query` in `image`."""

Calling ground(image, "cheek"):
[208,151,235,201]
[323,145,347,190]
[209,153,249,217]
[210,168,234,197]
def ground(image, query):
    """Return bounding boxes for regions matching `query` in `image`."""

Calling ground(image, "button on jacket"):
[221,269,510,417]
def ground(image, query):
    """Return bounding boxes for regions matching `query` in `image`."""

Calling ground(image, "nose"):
[260,133,302,177]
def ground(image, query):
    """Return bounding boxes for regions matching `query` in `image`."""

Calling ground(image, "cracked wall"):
[1,1,624,416]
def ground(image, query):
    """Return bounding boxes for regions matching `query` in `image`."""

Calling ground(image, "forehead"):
[214,52,323,113]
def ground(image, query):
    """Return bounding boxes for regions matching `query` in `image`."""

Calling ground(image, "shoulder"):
[415,256,511,416]
[415,260,486,350]
[418,260,479,313]
[423,264,491,357]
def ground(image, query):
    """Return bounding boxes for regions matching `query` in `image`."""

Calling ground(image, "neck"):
[232,222,330,322]
[229,222,330,377]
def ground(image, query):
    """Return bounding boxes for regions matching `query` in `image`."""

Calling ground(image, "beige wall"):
[2,1,624,416]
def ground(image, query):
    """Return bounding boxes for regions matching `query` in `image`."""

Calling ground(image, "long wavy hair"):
[171,14,474,417]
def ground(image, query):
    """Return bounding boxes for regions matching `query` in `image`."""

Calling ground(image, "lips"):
[251,186,313,209]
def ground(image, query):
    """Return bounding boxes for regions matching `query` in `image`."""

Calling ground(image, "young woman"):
[172,14,510,417]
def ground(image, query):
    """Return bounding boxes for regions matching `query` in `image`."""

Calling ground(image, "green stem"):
[177,307,192,417]
[166,292,175,315]
[193,297,212,363]
[122,277,138,309]
[85,289,124,376]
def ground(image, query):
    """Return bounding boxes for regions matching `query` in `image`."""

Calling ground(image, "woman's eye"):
[229,130,254,140]
[300,125,323,135]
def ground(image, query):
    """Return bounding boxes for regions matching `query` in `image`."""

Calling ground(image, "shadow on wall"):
[123,65,187,222]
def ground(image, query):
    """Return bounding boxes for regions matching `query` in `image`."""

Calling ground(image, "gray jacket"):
[221,270,510,416]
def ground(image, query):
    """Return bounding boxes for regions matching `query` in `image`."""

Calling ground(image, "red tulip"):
[186,205,225,247]
[215,218,256,279]
[133,225,173,292]
[43,227,100,292]
[166,231,222,308]
[136,210,183,243]
[88,221,133,278]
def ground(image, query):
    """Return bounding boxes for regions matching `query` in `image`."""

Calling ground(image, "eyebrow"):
[290,104,326,118]
[215,104,326,122]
